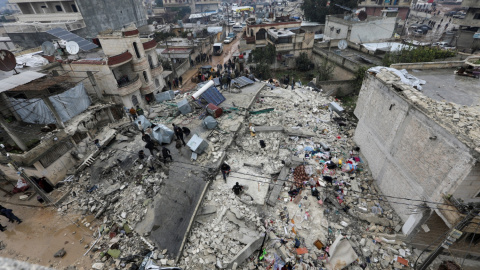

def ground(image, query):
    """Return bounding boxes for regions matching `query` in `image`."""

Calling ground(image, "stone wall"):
[354,74,476,222]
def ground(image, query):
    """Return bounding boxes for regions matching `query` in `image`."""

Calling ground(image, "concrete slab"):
[266,165,289,206]
[221,82,266,109]
[226,235,264,269]
[226,168,269,205]
[244,126,284,133]
[150,157,208,260]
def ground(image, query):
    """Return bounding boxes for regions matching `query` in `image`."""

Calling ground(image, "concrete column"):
[42,97,65,129]
[0,117,27,151]
[30,3,37,14]
[33,161,45,172]
[106,108,115,123]
[1,93,22,122]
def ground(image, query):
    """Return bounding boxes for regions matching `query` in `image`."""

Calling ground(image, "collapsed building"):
[354,66,480,261]
[47,74,423,269]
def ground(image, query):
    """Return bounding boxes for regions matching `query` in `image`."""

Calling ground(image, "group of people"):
[194,53,212,65]
[0,205,22,232]
[167,76,183,90]
[137,122,192,172]
[128,105,145,121]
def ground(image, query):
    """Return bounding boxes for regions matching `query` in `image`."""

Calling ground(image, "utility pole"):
[417,209,479,270]
[0,145,50,203]
[165,38,178,78]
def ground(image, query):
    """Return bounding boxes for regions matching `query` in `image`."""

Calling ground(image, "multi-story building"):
[324,14,397,43]
[452,0,480,50]
[62,26,166,109]
[4,0,147,49]
[358,0,412,20]
[240,17,315,66]
[163,0,220,13]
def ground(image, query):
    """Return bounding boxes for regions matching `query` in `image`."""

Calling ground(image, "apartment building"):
[163,0,220,13]
[358,0,412,20]
[452,0,480,50]
[4,0,147,49]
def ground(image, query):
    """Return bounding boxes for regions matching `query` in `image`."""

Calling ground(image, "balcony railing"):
[117,74,139,88]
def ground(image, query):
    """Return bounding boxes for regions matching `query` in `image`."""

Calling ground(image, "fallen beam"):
[226,235,265,269]
[266,165,290,206]
[244,126,284,133]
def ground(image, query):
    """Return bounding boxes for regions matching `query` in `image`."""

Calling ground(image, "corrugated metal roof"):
[0,71,47,93]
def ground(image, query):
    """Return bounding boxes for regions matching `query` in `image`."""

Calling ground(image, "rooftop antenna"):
[0,50,19,74]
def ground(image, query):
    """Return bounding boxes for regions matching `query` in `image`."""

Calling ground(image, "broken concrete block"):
[92,263,105,270]
[54,248,66,258]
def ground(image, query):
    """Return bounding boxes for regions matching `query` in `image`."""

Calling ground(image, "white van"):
[213,43,223,55]
[232,24,243,32]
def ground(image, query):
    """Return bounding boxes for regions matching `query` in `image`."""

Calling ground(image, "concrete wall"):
[76,0,147,39]
[312,45,364,73]
[354,74,476,222]
[324,19,349,40]
[316,80,356,97]
[349,17,396,43]
[390,61,465,70]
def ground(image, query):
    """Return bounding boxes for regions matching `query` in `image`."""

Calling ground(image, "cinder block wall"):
[354,74,476,221]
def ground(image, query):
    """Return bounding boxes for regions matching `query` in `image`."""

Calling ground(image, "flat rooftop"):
[409,68,480,106]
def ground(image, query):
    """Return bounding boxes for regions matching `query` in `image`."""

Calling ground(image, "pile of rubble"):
[374,68,480,153]
[58,127,177,269]
[177,84,414,269]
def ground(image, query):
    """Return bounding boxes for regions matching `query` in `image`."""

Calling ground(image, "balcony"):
[132,57,150,72]
[15,12,83,22]
[107,51,133,68]
[117,75,141,96]
[151,63,164,77]
[143,40,157,51]
[275,43,294,52]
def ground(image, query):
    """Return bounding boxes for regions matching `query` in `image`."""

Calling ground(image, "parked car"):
[227,32,236,39]
[227,20,235,26]
[224,36,234,44]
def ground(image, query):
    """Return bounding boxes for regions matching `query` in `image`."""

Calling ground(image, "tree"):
[253,63,271,80]
[301,0,358,24]
[317,59,335,81]
[351,66,368,93]
[250,44,276,64]
[295,53,314,72]
[156,0,164,7]
[382,47,456,66]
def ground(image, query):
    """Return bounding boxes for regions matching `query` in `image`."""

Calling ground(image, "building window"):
[41,5,47,8]
[155,78,160,88]
[133,42,141,58]
[474,13,480,20]
[71,4,78,12]
[143,71,149,83]
[132,95,139,106]
[55,5,63,12]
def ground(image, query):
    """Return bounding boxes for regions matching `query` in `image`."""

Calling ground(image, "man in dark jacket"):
[221,163,231,181]
[145,140,159,156]
[0,205,22,224]
[162,146,173,162]
[172,124,186,146]
[232,182,243,195]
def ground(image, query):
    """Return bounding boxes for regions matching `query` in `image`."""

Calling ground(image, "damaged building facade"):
[354,67,480,257]
[4,0,148,49]
[324,14,397,43]
[61,26,166,109]
[0,66,120,187]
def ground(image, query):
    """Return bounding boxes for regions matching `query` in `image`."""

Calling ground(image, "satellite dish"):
[338,40,348,50]
[66,41,80,55]
[0,50,17,72]
[358,11,367,21]
[42,41,56,55]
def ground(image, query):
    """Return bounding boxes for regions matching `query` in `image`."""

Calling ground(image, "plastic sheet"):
[155,90,175,102]
[367,66,426,90]
[177,99,192,115]
[9,83,90,124]
[136,115,151,130]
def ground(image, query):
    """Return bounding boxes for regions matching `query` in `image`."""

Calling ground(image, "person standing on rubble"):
[172,124,186,146]
[145,140,160,156]
[220,163,231,181]
[162,146,173,162]
[232,182,243,195]
[136,106,144,116]
[0,205,22,224]
[129,107,137,120]
[141,131,152,142]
